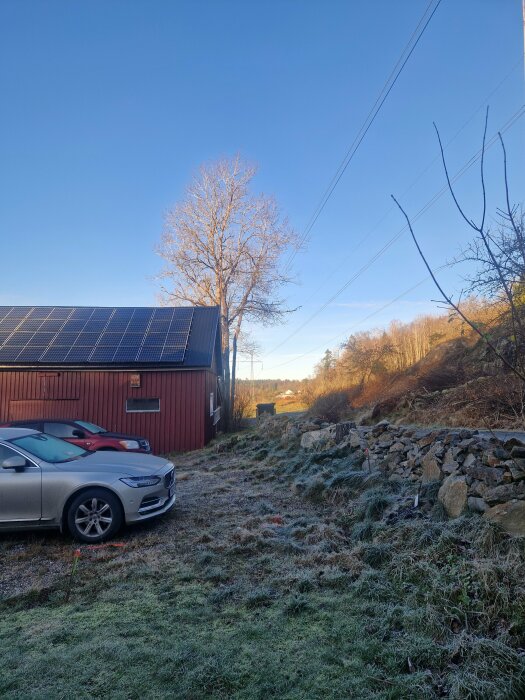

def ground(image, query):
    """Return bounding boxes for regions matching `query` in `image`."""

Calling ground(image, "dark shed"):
[0,305,223,453]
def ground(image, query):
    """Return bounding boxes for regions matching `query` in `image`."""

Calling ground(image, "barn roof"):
[0,305,221,370]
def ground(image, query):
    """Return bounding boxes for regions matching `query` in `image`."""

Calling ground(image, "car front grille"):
[164,468,175,489]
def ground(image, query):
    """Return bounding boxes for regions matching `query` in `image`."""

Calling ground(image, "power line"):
[266,263,452,372]
[285,0,443,271]
[298,59,522,309]
[265,104,525,359]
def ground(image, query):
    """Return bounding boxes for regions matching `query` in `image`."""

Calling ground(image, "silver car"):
[0,428,175,543]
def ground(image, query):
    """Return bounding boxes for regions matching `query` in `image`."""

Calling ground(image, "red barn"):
[0,305,223,453]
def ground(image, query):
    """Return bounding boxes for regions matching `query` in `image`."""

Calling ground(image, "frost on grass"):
[1,418,525,699]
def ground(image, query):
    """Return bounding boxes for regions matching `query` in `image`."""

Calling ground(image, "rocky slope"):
[250,415,525,536]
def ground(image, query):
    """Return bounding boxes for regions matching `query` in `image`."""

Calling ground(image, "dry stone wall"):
[298,419,525,536]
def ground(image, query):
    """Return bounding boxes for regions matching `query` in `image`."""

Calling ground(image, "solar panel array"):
[0,307,194,365]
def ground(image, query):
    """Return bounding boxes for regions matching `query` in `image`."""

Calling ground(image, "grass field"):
[1,427,525,699]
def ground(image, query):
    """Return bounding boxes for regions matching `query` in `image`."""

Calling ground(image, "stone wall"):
[298,419,525,536]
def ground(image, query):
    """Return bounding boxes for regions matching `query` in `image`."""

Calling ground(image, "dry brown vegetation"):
[305,299,525,429]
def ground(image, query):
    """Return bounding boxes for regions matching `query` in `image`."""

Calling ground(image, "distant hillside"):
[305,302,525,429]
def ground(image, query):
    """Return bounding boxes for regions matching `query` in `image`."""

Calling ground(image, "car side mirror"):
[2,455,27,471]
[72,430,86,439]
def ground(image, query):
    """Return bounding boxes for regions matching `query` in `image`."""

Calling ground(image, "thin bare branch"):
[391,194,525,382]
[156,156,299,426]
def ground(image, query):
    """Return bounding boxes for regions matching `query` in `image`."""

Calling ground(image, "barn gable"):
[0,306,222,452]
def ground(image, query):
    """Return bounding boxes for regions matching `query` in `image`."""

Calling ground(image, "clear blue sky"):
[0,0,523,379]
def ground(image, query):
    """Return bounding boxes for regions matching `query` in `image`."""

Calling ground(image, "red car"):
[1,419,151,453]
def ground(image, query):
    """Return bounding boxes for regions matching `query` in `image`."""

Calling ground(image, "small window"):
[125,398,160,413]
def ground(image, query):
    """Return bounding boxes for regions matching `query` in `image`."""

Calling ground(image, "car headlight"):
[119,440,140,450]
[120,475,162,488]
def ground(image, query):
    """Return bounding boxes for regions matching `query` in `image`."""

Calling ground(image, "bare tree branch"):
[391,194,525,382]
[156,156,299,427]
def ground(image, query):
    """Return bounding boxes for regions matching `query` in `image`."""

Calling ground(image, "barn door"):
[8,399,80,421]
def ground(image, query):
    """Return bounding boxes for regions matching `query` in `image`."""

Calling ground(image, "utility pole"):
[250,350,255,402]
[237,355,263,403]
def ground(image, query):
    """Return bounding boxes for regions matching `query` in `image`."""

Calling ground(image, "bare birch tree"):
[156,156,298,428]
[392,109,525,383]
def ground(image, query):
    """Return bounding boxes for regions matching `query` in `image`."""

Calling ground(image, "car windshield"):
[75,420,107,434]
[10,433,89,463]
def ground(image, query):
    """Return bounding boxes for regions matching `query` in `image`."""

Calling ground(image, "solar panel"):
[90,346,120,362]
[17,319,44,332]
[48,308,74,319]
[0,306,195,365]
[161,348,186,363]
[105,320,131,332]
[152,308,174,319]
[91,308,114,321]
[141,333,166,347]
[74,333,101,346]
[113,347,140,362]
[27,307,54,319]
[70,308,94,319]
[52,332,82,346]
[0,307,14,320]
[127,321,150,333]
[40,347,71,362]
[80,320,104,332]
[132,308,154,318]
[98,333,122,346]
[62,320,89,333]
[149,320,171,332]
[0,319,21,330]
[112,309,134,321]
[136,347,163,362]
[29,332,57,346]
[120,333,145,345]
[16,347,46,361]
[38,320,66,333]
[66,347,93,362]
[4,333,34,346]
[165,332,188,344]
[0,347,25,360]
[8,310,31,320]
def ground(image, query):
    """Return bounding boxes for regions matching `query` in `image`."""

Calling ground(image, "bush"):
[308,390,351,423]
[231,383,252,430]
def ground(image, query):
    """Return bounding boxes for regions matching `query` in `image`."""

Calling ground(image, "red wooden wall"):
[0,369,217,454]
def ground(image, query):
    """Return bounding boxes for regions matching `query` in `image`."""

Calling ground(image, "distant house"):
[276,389,295,399]
[0,305,223,453]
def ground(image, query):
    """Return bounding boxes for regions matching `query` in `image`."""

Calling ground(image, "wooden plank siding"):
[0,369,214,454]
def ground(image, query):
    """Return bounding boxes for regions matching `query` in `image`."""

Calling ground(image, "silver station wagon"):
[0,428,175,543]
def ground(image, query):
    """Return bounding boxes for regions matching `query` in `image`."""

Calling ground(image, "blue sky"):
[0,0,523,380]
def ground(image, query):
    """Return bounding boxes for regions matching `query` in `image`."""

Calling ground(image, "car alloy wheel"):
[75,497,113,537]
[67,488,122,543]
